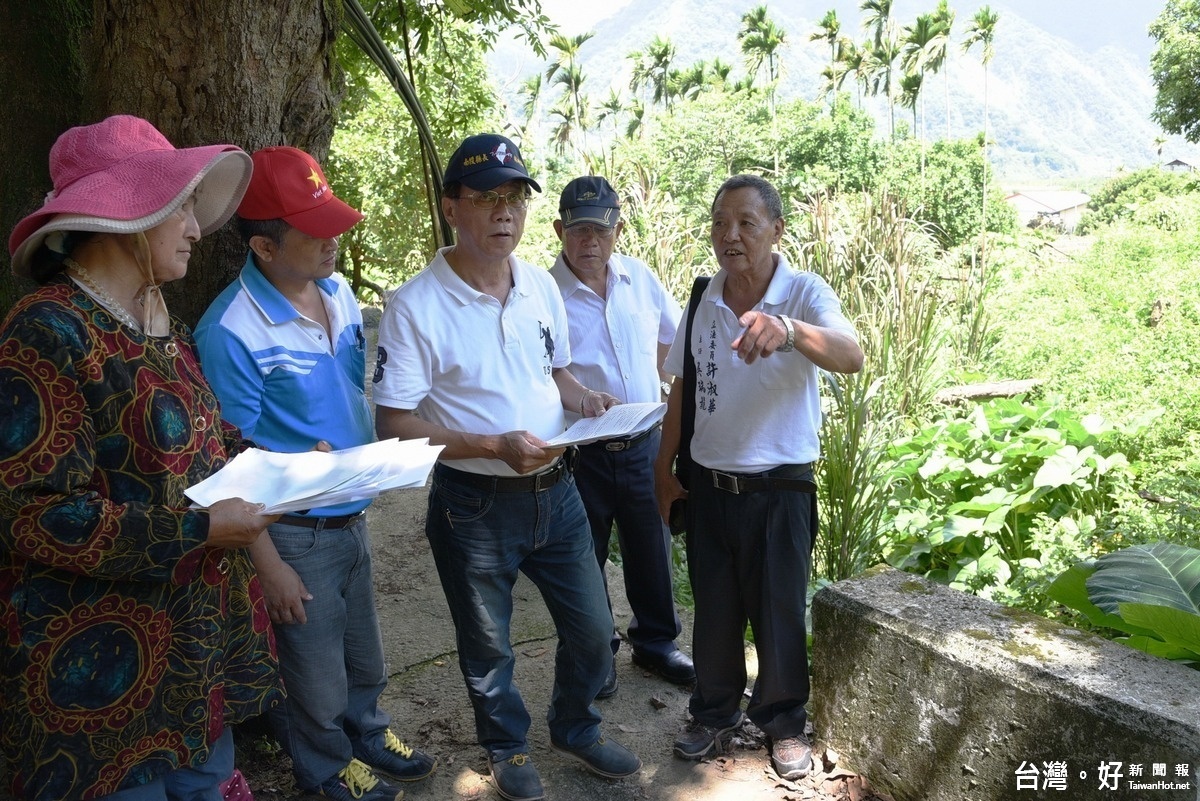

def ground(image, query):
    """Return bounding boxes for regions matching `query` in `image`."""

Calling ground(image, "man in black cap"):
[549,176,694,698]
[373,135,641,801]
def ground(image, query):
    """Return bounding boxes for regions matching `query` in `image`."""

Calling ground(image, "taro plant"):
[881,398,1148,601]
[1048,542,1200,668]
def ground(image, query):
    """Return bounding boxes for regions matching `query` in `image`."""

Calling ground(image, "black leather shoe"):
[632,649,695,685]
[596,657,618,699]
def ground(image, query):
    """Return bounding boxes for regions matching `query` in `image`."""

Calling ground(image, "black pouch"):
[670,276,710,536]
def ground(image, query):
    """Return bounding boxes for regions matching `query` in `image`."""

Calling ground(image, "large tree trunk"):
[1,0,344,325]
[0,1,87,316]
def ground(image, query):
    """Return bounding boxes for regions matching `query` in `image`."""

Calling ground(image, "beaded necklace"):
[65,258,142,331]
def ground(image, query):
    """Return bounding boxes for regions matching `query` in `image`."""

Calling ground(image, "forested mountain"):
[491,0,1200,180]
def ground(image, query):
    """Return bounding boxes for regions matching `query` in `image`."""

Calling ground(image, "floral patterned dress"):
[0,277,282,801]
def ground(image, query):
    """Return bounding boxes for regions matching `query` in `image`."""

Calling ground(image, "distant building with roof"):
[1005,190,1092,233]
[1164,158,1195,173]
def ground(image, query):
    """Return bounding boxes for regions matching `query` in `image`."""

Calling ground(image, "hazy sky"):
[537,0,1166,61]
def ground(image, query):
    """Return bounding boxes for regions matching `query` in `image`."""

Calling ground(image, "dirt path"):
[233,485,890,801]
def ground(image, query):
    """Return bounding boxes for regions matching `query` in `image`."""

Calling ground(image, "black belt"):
[700,465,817,495]
[584,424,659,452]
[436,456,573,493]
[277,511,366,529]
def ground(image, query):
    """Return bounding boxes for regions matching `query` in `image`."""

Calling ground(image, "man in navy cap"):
[549,176,694,698]
[373,135,642,801]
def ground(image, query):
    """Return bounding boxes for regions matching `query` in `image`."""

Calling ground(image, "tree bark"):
[0,0,87,314]
[1,0,345,325]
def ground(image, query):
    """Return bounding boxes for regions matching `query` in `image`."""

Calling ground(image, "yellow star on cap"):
[306,167,322,189]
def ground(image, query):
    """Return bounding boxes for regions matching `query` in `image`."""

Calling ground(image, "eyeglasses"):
[456,190,532,210]
[564,224,616,240]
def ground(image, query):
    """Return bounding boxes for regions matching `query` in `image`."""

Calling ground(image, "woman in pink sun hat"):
[0,115,282,801]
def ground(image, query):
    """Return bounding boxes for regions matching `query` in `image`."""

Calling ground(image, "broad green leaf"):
[1048,563,1154,636]
[1118,602,1200,653]
[942,515,984,541]
[1033,446,1087,489]
[1116,634,1200,663]
[1087,543,1200,616]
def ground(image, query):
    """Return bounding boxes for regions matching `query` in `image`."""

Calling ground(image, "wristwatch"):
[776,314,795,352]
[660,380,672,396]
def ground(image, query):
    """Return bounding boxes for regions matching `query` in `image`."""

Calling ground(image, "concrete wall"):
[810,566,1200,801]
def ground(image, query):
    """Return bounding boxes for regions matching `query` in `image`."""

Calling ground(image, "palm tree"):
[546,31,593,144]
[739,4,788,118]
[867,30,902,139]
[962,6,999,266]
[649,36,677,110]
[860,0,894,47]
[933,0,956,138]
[516,73,543,140]
[811,10,842,108]
[899,71,922,134]
[671,62,708,103]
[902,13,941,146]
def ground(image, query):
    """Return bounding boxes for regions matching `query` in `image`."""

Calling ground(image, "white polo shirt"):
[373,247,570,476]
[550,251,681,406]
[663,252,857,473]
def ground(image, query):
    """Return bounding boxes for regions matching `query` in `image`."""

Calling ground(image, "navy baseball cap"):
[559,176,621,228]
[441,134,541,192]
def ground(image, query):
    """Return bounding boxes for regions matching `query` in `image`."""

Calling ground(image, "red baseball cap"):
[238,146,363,238]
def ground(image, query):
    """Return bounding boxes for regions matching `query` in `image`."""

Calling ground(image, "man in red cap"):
[196,147,435,801]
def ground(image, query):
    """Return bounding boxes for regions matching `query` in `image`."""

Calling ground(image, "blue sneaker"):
[489,753,544,801]
[312,758,403,801]
[357,729,437,782]
[551,735,641,779]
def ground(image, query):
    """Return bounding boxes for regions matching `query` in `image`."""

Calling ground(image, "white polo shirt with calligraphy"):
[663,252,857,473]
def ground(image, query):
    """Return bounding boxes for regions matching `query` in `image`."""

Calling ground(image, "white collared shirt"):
[374,247,571,475]
[663,252,858,473]
[550,251,681,407]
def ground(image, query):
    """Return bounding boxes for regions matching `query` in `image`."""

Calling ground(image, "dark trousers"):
[684,463,817,741]
[575,430,683,658]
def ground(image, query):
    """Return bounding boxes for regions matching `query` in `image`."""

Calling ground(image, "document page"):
[185,438,444,514]
[543,402,667,448]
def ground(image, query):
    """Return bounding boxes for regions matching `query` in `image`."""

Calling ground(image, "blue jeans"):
[266,517,391,789]
[99,729,233,801]
[426,466,613,760]
[575,430,682,658]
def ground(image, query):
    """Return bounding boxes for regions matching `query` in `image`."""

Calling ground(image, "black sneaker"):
[489,753,544,801]
[312,758,403,801]
[357,730,437,782]
[672,715,742,760]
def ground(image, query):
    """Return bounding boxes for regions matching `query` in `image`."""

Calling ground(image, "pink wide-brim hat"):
[9,114,252,277]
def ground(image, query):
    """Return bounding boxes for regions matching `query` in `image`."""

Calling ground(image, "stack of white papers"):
[185,438,444,514]
[544,402,667,448]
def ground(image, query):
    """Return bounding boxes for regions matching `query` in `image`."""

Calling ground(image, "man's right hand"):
[495,430,565,474]
[655,469,688,525]
[206,498,279,548]
[256,560,312,625]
